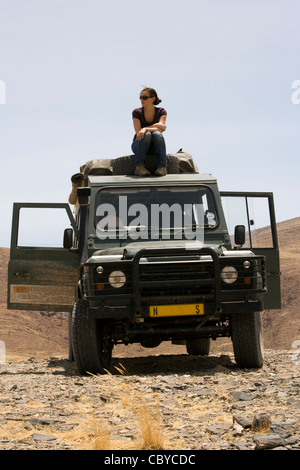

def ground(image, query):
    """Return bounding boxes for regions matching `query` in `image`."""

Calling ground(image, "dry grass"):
[91,364,165,450]
[51,364,183,450]
[0,367,174,450]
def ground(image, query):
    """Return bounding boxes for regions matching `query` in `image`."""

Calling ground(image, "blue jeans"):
[131,131,167,167]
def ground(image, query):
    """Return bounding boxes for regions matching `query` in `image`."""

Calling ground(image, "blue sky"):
[0,0,299,247]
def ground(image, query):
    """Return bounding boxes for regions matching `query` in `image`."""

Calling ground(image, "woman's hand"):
[136,128,147,141]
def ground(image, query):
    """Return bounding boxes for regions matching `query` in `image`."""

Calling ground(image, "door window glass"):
[17,208,71,247]
[221,195,274,248]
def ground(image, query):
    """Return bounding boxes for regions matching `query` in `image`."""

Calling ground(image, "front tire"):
[68,311,74,361]
[72,299,113,375]
[231,311,264,368]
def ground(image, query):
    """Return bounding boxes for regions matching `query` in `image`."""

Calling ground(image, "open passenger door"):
[7,203,79,312]
[220,192,281,309]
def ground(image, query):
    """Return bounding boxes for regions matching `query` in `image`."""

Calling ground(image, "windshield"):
[95,185,218,241]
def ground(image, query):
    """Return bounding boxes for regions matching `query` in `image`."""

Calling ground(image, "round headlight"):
[243,260,251,269]
[96,266,104,274]
[108,271,126,288]
[221,266,238,284]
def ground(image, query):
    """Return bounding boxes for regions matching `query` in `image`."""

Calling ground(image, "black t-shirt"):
[132,107,167,140]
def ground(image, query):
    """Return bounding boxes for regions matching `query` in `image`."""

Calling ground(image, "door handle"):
[13,272,29,278]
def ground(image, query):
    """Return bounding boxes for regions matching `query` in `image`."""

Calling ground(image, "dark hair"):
[141,87,162,105]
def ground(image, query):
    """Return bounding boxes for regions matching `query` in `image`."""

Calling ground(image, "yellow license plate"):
[149,303,204,317]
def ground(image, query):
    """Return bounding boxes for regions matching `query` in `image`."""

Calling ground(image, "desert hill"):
[260,216,300,349]
[0,217,299,361]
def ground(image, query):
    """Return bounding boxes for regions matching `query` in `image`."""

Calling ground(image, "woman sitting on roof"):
[132,87,167,177]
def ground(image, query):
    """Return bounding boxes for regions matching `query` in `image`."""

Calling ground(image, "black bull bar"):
[130,246,222,314]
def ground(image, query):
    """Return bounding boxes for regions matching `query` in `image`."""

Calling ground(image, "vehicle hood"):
[89,240,222,262]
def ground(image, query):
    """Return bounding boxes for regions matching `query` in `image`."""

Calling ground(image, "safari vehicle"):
[7,152,281,374]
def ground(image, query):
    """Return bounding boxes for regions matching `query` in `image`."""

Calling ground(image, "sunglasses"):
[140,95,151,100]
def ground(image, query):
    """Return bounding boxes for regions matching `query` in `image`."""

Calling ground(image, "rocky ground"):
[0,349,299,451]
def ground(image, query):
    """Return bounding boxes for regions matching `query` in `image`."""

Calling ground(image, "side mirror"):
[63,228,73,249]
[234,225,245,246]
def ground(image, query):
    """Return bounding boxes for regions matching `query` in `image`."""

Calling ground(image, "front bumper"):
[82,246,266,319]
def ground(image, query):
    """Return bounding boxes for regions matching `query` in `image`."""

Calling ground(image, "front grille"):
[139,260,215,299]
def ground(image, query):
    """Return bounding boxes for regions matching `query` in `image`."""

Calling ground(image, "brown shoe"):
[155,166,167,176]
[135,163,151,177]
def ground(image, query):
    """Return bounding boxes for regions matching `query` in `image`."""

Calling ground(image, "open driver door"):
[7,203,79,313]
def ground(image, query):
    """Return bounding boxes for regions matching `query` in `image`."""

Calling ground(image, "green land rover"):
[7,152,281,374]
